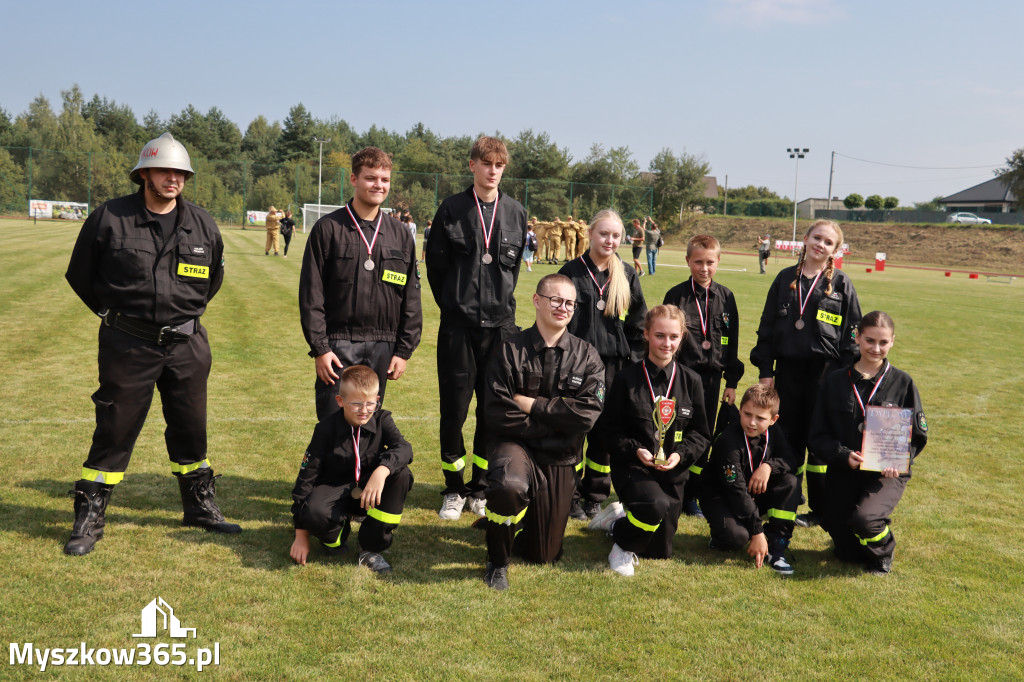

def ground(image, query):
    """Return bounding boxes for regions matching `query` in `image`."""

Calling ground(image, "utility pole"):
[827,151,836,211]
[313,136,331,210]
[787,148,809,241]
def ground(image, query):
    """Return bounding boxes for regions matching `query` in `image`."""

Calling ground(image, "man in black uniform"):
[64,132,241,556]
[481,274,605,590]
[425,136,527,521]
[299,147,421,421]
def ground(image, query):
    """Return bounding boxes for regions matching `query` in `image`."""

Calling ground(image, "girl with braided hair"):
[750,219,861,529]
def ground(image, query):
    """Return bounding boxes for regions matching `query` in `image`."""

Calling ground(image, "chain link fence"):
[0,146,652,226]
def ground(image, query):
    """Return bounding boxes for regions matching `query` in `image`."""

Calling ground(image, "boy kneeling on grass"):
[289,365,413,574]
[699,384,799,575]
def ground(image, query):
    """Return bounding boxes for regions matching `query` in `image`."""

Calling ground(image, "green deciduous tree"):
[720,184,781,201]
[0,148,26,212]
[998,148,1024,209]
[241,115,282,168]
[864,194,884,210]
[83,95,143,152]
[843,193,864,209]
[883,196,899,209]
[648,148,711,222]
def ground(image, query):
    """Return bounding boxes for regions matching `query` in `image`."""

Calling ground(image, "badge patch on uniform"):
[678,407,692,418]
[596,382,605,403]
[722,312,730,326]
[301,450,311,468]
[505,246,517,259]
[191,246,206,255]
[674,431,683,442]
[723,464,737,482]
[568,374,584,389]
[917,411,928,432]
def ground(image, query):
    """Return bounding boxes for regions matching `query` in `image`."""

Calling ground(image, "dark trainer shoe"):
[483,562,509,591]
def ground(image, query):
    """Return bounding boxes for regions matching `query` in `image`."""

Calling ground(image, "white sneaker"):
[608,543,639,576]
[587,501,625,533]
[466,497,486,517]
[438,493,466,520]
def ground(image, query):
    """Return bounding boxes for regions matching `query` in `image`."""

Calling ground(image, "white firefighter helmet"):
[130,132,195,185]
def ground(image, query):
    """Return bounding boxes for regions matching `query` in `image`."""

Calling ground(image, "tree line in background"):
[0,85,712,226]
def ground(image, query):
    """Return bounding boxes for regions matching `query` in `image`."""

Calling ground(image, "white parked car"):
[946,212,992,225]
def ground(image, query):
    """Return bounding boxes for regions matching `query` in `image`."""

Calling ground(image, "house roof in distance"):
[940,176,1015,204]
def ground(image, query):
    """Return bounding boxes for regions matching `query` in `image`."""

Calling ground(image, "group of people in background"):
[62,131,927,591]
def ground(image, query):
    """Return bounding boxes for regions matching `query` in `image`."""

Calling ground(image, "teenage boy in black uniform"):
[300,147,422,421]
[480,274,605,590]
[663,235,744,518]
[425,136,527,521]
[64,132,241,556]
[289,365,414,574]
[700,384,799,575]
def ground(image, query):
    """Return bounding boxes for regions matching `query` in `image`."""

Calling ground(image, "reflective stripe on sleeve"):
[688,465,703,475]
[805,464,827,474]
[81,468,125,485]
[585,458,611,474]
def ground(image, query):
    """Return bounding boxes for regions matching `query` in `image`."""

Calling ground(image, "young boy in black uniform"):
[299,147,422,421]
[289,365,414,574]
[700,384,799,575]
[662,235,743,519]
[425,136,528,521]
[481,275,605,590]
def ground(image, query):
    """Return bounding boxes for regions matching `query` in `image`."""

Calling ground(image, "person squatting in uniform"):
[588,305,711,576]
[289,365,414,575]
[808,311,927,575]
[280,210,296,258]
[558,209,647,520]
[63,132,240,556]
[480,274,605,590]
[425,136,527,521]
[662,235,744,519]
[265,205,283,256]
[700,384,799,575]
[299,147,421,422]
[750,219,861,530]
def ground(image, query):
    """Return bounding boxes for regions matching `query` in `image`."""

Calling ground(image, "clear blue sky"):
[3,0,1019,205]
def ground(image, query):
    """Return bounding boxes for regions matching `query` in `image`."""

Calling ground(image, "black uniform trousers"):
[683,369,723,503]
[83,323,211,479]
[484,442,576,567]
[610,465,687,559]
[437,324,513,499]
[824,467,905,564]
[700,472,799,550]
[314,339,395,422]
[282,231,293,256]
[296,467,413,553]
[775,356,833,513]
[578,356,629,505]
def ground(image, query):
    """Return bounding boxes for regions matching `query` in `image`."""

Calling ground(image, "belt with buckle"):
[103,312,197,346]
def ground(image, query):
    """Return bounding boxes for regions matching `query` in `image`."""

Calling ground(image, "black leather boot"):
[177,469,242,534]
[64,480,113,556]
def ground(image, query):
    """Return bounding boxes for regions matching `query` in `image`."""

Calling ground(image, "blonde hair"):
[645,304,687,335]
[338,365,380,397]
[588,209,631,319]
[790,219,845,296]
[740,384,780,416]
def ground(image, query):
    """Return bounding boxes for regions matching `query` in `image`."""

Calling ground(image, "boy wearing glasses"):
[288,365,414,574]
[480,274,605,590]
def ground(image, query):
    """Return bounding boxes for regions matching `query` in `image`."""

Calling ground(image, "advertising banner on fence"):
[30,200,89,220]
[245,211,268,226]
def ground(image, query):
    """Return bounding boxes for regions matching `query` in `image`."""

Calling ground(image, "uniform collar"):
[131,189,191,233]
[643,357,673,384]
[689,277,714,296]
[337,410,380,435]
[526,324,573,353]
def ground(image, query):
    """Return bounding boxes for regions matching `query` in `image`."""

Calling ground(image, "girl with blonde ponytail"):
[750,219,862,529]
[559,209,648,519]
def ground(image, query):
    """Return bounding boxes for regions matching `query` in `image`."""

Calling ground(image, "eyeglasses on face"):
[537,294,577,312]
[344,400,380,412]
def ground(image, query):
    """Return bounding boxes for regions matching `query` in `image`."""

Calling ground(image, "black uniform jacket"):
[808,361,928,478]
[559,252,647,362]
[299,203,422,359]
[66,190,224,325]
[663,277,744,385]
[750,265,862,379]
[290,409,412,527]
[483,325,605,466]
[425,186,527,328]
[605,358,711,483]
[705,420,797,535]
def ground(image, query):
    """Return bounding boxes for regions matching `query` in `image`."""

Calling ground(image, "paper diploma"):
[860,406,912,473]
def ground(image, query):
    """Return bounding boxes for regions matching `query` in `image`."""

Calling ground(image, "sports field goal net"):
[301,204,344,232]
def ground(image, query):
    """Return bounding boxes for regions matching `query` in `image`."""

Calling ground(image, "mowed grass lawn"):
[1,217,1022,681]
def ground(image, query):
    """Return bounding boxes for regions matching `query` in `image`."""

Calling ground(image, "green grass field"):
[1,218,1022,680]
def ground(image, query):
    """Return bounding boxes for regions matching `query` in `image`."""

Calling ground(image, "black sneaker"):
[483,562,509,591]
[569,499,587,521]
[794,511,821,528]
[767,539,794,576]
[683,498,705,519]
[357,551,392,575]
[582,500,602,519]
[864,556,893,576]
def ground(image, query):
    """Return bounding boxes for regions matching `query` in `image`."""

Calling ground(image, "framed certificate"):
[860,406,912,473]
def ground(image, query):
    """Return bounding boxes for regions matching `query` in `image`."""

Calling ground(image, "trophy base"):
[653,455,669,466]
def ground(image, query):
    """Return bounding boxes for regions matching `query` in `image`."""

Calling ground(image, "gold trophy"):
[652,397,676,466]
